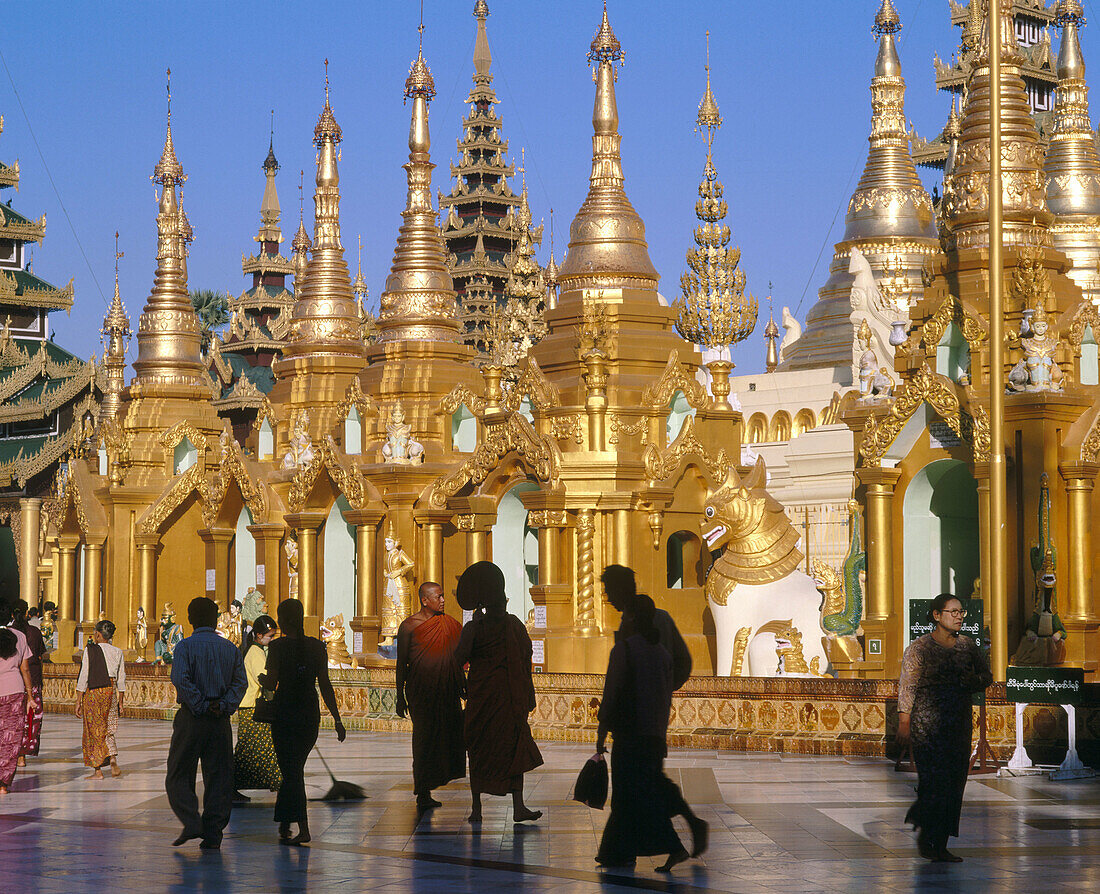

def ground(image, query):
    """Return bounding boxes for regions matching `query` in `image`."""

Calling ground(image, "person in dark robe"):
[600,565,707,857]
[396,581,465,814]
[454,561,543,824]
[596,593,689,872]
[898,593,992,863]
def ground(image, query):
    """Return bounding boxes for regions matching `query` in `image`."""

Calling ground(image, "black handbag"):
[252,692,276,724]
[572,754,608,809]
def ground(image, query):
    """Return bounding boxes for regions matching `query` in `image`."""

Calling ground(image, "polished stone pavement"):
[3,717,1100,893]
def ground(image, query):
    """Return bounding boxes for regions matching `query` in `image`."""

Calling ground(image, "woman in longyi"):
[75,620,126,780]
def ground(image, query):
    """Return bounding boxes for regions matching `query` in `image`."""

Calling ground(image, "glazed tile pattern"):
[43,665,1100,761]
[4,716,1100,893]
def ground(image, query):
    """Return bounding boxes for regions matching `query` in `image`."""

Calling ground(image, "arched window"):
[173,437,198,474]
[769,411,792,443]
[258,418,274,461]
[747,413,768,444]
[344,407,362,455]
[518,395,535,424]
[451,405,477,452]
[1081,325,1098,386]
[793,409,816,437]
[936,322,970,384]
[666,530,705,589]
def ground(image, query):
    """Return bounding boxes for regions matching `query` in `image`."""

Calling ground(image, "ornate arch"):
[920,294,988,354]
[138,465,206,535]
[642,414,731,485]
[440,384,487,417]
[427,413,561,509]
[1065,301,1100,351]
[858,364,990,467]
[641,351,708,411]
[335,377,378,427]
[158,421,209,454]
[504,356,561,413]
[203,436,269,528]
[286,435,371,513]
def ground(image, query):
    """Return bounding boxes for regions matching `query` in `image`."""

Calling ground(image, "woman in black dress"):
[454,561,543,824]
[262,599,345,845]
[898,593,992,863]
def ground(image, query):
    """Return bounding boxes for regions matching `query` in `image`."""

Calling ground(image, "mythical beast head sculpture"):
[701,458,803,588]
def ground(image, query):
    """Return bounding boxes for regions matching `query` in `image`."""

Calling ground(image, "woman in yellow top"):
[233,615,281,797]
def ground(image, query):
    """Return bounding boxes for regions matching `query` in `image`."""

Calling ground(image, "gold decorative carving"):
[427,413,560,509]
[440,384,487,416]
[1066,301,1100,350]
[575,509,596,632]
[548,413,584,445]
[138,465,205,535]
[643,414,731,484]
[641,351,708,410]
[608,413,648,446]
[920,294,988,353]
[158,421,208,456]
[528,509,567,528]
[334,376,378,426]
[504,356,561,412]
[454,514,476,531]
[858,365,976,467]
[731,626,751,676]
[202,435,268,528]
[287,436,367,513]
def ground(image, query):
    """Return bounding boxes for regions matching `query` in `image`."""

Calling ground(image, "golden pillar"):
[80,540,104,627]
[857,467,901,675]
[18,497,41,607]
[248,523,285,604]
[55,534,80,657]
[974,462,992,606]
[344,508,383,663]
[583,353,609,451]
[134,534,159,623]
[468,528,490,565]
[200,529,234,608]
[1060,462,1100,670]
[414,510,449,587]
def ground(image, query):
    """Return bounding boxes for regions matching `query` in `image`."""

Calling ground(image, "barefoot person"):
[898,593,992,863]
[0,600,32,795]
[12,600,46,768]
[166,597,247,850]
[601,565,707,857]
[396,582,465,814]
[454,561,543,824]
[75,620,126,780]
[596,594,689,872]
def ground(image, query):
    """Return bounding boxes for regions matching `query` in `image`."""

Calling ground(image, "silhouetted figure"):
[898,593,992,863]
[165,597,247,849]
[596,594,688,872]
[396,581,465,813]
[454,561,543,824]
[11,599,46,764]
[600,565,707,856]
[263,598,345,845]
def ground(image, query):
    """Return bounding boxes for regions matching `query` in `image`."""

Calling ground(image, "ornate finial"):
[588,0,624,66]
[962,0,984,55]
[873,0,902,36]
[114,230,123,276]
[153,67,185,186]
[104,231,130,339]
[353,233,368,301]
[314,61,342,145]
[697,32,722,163]
[298,169,305,221]
[1057,0,1086,27]
[404,10,437,103]
[474,0,489,18]
[263,110,279,174]
[764,289,779,373]
[675,52,756,356]
[946,93,962,139]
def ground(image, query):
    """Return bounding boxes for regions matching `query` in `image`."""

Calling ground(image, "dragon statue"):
[815,500,866,665]
[701,459,829,676]
[321,614,356,668]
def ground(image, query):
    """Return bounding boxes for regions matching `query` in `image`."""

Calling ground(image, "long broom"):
[315,746,367,801]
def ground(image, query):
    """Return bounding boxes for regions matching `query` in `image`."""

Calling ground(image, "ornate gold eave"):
[335,377,378,427]
[919,293,990,354]
[427,411,561,509]
[287,435,370,514]
[642,414,732,487]
[640,351,709,411]
[241,253,295,277]
[504,357,560,413]
[0,362,95,423]
[857,364,991,467]
[0,392,97,488]
[0,271,74,311]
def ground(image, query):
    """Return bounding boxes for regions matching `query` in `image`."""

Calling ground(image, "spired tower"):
[267,68,366,451]
[781,0,939,379]
[441,0,544,360]
[98,235,131,430]
[211,128,297,443]
[1045,1,1100,305]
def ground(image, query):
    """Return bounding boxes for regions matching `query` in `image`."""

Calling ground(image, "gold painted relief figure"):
[133,606,148,661]
[285,536,299,600]
[217,600,243,647]
[381,525,414,648]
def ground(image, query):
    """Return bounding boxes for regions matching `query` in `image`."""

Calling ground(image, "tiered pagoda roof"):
[209,131,296,439]
[0,116,95,492]
[913,0,1058,170]
[440,0,544,360]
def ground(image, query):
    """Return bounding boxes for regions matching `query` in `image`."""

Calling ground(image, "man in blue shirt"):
[166,596,247,849]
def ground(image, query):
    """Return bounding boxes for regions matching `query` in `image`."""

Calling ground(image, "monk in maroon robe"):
[396,582,465,813]
[454,561,543,823]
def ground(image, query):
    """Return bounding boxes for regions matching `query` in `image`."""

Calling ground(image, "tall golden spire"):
[100,231,131,425]
[291,168,311,290]
[557,1,658,295]
[942,0,1052,248]
[675,32,757,357]
[844,0,935,242]
[283,62,363,359]
[1045,0,1100,302]
[377,22,461,343]
[132,69,206,387]
[258,110,282,244]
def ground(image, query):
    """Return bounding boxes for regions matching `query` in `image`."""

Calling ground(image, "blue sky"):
[2,1,1088,375]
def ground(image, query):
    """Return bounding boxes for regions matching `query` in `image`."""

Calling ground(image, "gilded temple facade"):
[14,0,1100,688]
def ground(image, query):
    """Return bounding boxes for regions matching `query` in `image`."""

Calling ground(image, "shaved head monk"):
[396,582,465,813]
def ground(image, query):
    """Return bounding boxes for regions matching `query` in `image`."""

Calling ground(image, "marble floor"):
[3,717,1100,893]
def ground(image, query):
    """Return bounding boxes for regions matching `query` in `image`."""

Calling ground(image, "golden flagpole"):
[988,0,1008,680]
